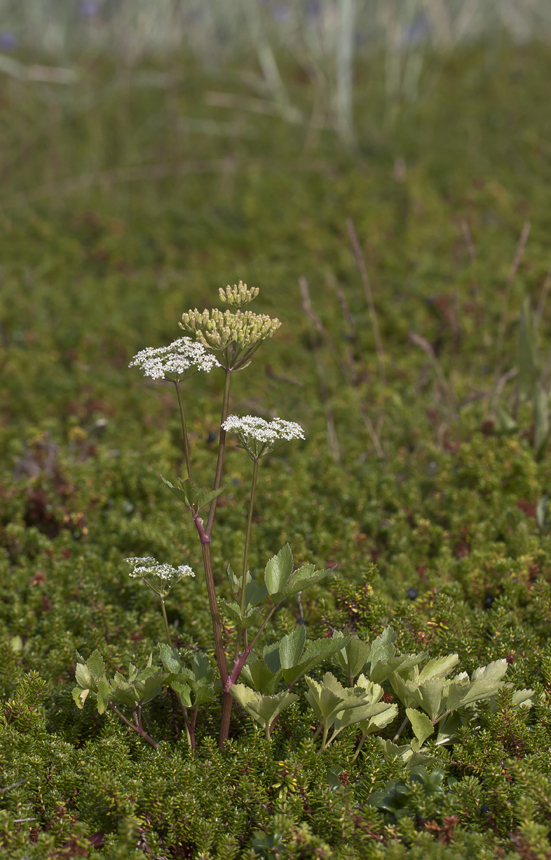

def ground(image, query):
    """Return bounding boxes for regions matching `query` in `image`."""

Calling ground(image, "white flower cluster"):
[125,557,195,595]
[129,337,220,381]
[222,415,305,459]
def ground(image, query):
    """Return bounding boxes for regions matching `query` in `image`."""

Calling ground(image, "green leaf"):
[534,382,549,459]
[496,405,518,434]
[282,564,334,598]
[327,766,344,791]
[335,700,395,732]
[333,635,372,681]
[230,685,297,736]
[279,625,307,670]
[264,544,293,596]
[240,660,282,695]
[96,679,111,715]
[190,651,214,687]
[226,563,241,596]
[417,679,444,721]
[10,635,23,653]
[370,653,424,685]
[72,687,89,709]
[263,641,282,675]
[75,662,92,689]
[86,650,106,681]
[358,704,398,736]
[471,660,508,683]
[245,578,269,608]
[281,636,351,687]
[417,654,459,682]
[160,475,226,512]
[406,708,434,745]
[512,689,534,708]
[158,643,182,675]
[222,601,265,629]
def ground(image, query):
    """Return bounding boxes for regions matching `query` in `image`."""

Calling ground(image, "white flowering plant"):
[72,281,527,761]
[73,282,342,752]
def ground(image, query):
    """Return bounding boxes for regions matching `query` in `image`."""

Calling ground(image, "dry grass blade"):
[409,331,456,414]
[300,276,384,458]
[0,158,333,210]
[493,220,531,388]
[535,264,551,331]
[346,218,385,384]
[460,218,478,295]
[299,276,340,463]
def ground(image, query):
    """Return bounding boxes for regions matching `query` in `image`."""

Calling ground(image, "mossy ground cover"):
[2,43,551,858]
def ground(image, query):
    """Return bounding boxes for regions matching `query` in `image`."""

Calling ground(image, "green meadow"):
[3,32,551,859]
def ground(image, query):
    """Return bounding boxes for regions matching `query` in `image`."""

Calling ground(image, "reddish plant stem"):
[192,513,233,747]
[223,604,279,692]
[206,368,233,538]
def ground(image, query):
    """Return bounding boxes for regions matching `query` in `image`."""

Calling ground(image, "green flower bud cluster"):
[218,280,259,306]
[180,305,281,370]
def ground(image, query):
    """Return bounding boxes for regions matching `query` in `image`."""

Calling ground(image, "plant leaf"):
[333,635,372,681]
[417,654,459,682]
[160,475,226,511]
[279,625,307,670]
[230,684,297,734]
[264,544,293,596]
[406,708,434,745]
[240,660,282,695]
[86,650,106,681]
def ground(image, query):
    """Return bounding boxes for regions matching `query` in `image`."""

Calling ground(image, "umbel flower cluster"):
[222,415,305,459]
[180,309,281,353]
[125,557,195,597]
[128,337,220,381]
[218,280,259,307]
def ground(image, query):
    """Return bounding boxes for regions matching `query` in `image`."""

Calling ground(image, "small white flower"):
[129,337,220,381]
[125,556,195,596]
[222,415,305,459]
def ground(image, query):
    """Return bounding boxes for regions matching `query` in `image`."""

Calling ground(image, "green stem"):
[111,705,159,750]
[353,731,367,762]
[160,598,172,648]
[321,722,329,752]
[392,714,409,743]
[174,381,193,481]
[234,457,260,660]
[206,369,233,537]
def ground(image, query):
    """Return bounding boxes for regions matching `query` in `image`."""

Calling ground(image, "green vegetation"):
[3,38,551,858]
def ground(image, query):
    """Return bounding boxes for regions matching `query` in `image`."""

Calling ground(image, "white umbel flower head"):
[222,415,305,460]
[129,337,220,382]
[125,556,195,597]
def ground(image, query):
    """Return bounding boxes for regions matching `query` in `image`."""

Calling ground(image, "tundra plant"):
[73,281,534,756]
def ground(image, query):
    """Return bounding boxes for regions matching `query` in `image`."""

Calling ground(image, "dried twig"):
[535,265,551,331]
[346,218,385,384]
[299,277,340,463]
[299,277,384,458]
[493,220,530,386]
[460,218,478,296]
[409,332,456,415]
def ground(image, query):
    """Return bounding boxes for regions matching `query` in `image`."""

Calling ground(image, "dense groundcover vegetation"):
[3,43,551,859]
